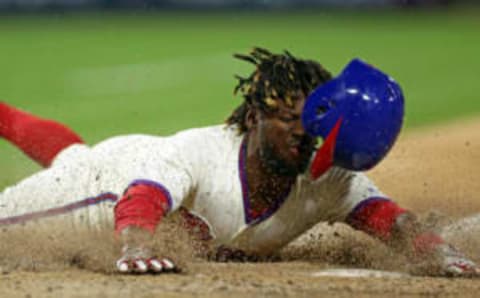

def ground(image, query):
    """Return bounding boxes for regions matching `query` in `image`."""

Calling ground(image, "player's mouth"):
[288,137,315,160]
[289,144,301,157]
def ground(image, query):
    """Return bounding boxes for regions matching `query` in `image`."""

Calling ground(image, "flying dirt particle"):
[0,214,204,273]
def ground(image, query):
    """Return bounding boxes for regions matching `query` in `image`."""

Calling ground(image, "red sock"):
[0,102,83,167]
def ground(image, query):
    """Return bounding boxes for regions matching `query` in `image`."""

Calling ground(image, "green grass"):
[1,9,480,186]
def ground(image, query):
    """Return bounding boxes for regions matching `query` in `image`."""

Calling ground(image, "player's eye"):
[279,115,297,123]
[279,116,293,122]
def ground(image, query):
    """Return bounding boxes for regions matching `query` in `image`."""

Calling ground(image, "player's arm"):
[107,131,201,274]
[302,58,478,276]
[114,181,178,273]
[346,197,480,277]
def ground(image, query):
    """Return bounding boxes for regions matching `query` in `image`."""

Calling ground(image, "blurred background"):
[0,0,479,186]
[0,0,469,11]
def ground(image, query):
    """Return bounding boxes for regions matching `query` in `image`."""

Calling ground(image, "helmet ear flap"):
[316,105,328,118]
[315,106,328,117]
[316,99,337,117]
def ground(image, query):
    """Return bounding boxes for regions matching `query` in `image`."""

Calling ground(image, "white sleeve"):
[91,134,197,212]
[341,171,386,219]
[0,144,116,230]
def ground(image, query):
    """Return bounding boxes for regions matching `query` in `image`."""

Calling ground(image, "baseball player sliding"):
[0,48,478,276]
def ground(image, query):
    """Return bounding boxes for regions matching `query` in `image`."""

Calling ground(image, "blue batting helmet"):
[302,58,404,175]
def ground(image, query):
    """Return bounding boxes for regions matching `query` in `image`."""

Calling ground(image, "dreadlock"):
[226,47,332,133]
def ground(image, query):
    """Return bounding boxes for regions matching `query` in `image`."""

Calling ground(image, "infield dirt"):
[1,118,480,297]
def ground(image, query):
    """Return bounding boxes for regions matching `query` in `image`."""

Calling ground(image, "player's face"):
[256,94,316,176]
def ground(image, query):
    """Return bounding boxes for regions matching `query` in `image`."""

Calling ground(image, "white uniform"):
[0,124,383,254]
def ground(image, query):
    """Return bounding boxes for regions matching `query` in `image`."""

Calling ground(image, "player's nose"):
[291,118,307,137]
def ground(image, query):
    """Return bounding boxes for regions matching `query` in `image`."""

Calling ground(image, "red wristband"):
[347,197,407,240]
[114,181,171,234]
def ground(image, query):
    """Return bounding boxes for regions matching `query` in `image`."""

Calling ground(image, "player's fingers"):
[446,261,479,277]
[146,257,178,273]
[161,258,177,272]
[133,259,148,273]
[116,259,130,273]
[116,257,178,274]
[446,264,465,276]
[147,258,164,273]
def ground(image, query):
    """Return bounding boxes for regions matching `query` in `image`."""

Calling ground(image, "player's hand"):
[436,243,480,277]
[115,226,179,274]
[115,245,178,274]
[412,232,480,277]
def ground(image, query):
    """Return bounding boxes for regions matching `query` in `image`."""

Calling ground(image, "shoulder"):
[89,124,244,162]
[170,124,243,149]
[92,134,163,153]
[92,124,241,145]
[173,124,240,139]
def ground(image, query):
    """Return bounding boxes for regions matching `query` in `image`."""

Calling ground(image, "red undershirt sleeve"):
[346,197,407,241]
[347,197,450,258]
[114,181,172,234]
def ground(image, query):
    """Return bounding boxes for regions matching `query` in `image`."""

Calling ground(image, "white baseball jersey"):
[0,124,383,254]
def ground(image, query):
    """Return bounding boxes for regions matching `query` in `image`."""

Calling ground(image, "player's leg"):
[0,101,83,167]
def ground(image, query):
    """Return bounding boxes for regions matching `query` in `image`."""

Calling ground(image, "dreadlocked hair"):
[226,47,332,133]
